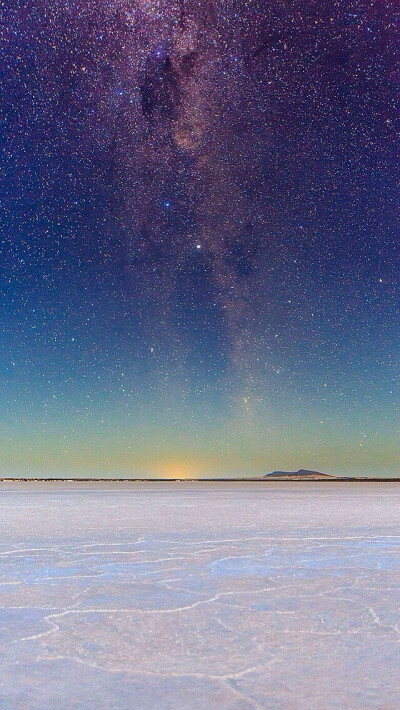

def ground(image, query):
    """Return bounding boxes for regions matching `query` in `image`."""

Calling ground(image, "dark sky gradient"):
[0,0,399,477]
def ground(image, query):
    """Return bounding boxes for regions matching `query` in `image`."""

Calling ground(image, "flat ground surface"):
[1,482,400,710]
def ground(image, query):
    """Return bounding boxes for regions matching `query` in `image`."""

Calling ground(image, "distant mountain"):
[264,469,336,480]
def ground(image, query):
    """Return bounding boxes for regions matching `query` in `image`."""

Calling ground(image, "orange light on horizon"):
[154,460,197,479]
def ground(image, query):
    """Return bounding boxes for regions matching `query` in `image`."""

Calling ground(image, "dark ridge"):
[264,469,335,479]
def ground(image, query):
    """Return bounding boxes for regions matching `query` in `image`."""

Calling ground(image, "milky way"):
[0,1,398,477]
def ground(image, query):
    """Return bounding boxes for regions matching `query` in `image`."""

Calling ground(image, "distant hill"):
[264,469,336,480]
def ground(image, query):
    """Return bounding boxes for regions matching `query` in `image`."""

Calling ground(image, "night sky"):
[1,0,398,478]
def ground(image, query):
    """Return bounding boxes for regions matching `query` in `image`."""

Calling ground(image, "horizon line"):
[1,477,400,482]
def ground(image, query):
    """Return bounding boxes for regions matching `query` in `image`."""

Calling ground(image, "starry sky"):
[0,0,399,478]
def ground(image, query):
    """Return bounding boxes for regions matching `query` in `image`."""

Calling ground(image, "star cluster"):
[0,0,399,477]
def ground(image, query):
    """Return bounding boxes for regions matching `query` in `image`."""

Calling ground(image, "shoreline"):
[1,477,400,483]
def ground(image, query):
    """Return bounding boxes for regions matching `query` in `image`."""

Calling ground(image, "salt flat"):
[0,481,399,710]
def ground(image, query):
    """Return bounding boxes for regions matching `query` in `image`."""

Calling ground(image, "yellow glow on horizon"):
[154,460,197,479]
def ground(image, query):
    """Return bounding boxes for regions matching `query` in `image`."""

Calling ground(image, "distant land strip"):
[1,477,400,482]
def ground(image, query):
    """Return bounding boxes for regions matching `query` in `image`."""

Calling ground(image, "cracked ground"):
[1,482,400,709]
